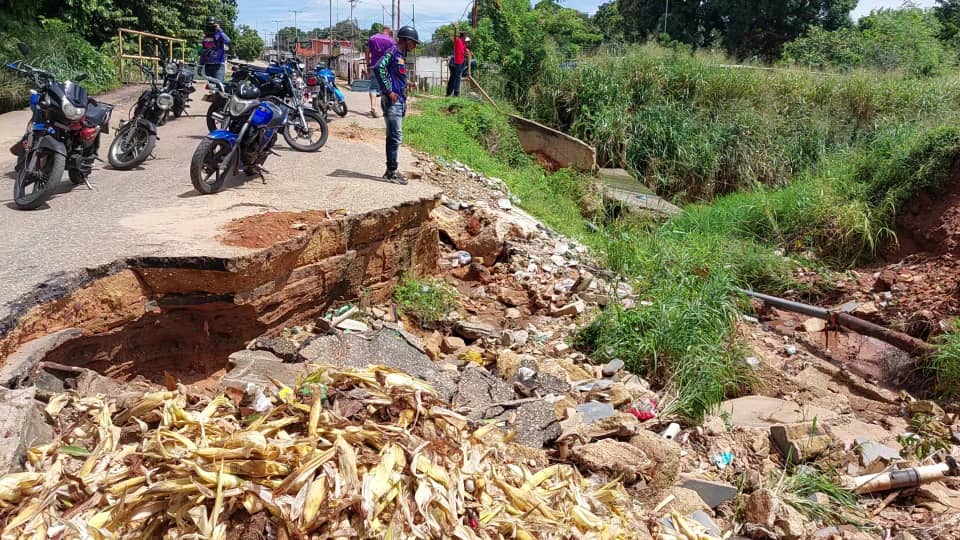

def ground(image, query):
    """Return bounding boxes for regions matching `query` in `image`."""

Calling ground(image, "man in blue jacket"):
[373,26,419,184]
[200,17,231,81]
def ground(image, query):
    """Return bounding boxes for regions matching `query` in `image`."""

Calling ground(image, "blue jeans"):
[202,63,225,82]
[445,63,464,97]
[382,96,404,171]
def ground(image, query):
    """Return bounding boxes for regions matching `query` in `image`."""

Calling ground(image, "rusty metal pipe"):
[737,288,932,357]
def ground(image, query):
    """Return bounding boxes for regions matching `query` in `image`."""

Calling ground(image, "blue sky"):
[237,0,938,43]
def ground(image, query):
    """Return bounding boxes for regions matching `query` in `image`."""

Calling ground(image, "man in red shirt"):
[445,22,469,97]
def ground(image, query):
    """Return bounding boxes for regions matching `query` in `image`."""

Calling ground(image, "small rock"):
[442,199,462,211]
[745,488,778,528]
[512,330,529,346]
[497,287,529,307]
[497,198,513,210]
[252,336,300,363]
[701,415,727,436]
[853,301,880,317]
[0,387,53,474]
[573,270,594,293]
[689,510,722,538]
[496,350,523,380]
[549,299,586,317]
[802,318,826,333]
[576,401,616,424]
[770,422,832,464]
[553,342,570,355]
[422,331,443,362]
[550,254,567,267]
[554,278,576,294]
[505,307,522,319]
[873,269,898,292]
[370,307,387,319]
[441,336,466,354]
[336,319,369,332]
[807,492,830,505]
[785,345,799,356]
[455,320,502,341]
[601,358,624,377]
[907,400,945,418]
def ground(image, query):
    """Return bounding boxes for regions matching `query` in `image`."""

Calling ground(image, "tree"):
[617,0,707,45]
[233,24,263,60]
[593,2,625,41]
[534,0,603,57]
[935,0,960,43]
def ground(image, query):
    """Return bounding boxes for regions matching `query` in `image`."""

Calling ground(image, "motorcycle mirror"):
[16,42,29,56]
[75,73,88,82]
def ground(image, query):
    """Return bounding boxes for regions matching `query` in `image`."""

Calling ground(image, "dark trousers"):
[445,62,465,97]
[202,63,225,82]
[381,96,404,171]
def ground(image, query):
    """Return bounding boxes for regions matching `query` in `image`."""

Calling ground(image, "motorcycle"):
[310,66,348,118]
[107,61,169,170]
[5,42,112,210]
[204,60,327,152]
[161,58,197,119]
[190,81,287,194]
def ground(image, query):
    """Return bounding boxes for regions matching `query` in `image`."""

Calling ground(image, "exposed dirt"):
[217,210,337,248]
[532,149,563,172]
[329,121,376,142]
[895,172,960,258]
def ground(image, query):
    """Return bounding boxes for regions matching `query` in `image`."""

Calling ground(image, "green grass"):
[406,93,960,420]
[929,322,960,397]
[393,275,458,328]
[776,468,869,528]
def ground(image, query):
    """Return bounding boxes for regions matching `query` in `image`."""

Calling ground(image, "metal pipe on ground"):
[736,288,932,357]
[853,457,958,494]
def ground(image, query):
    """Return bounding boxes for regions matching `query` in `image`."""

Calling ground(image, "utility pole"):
[391,0,395,31]
[472,0,478,28]
[412,3,415,27]
[272,19,282,54]
[329,0,334,44]
[397,0,400,28]
[290,10,303,52]
[349,0,358,41]
[663,0,668,35]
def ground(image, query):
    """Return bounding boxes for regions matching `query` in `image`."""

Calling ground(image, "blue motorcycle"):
[189,81,287,194]
[310,66,348,118]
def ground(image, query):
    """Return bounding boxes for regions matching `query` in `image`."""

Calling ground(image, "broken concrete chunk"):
[576,401,615,424]
[501,400,561,448]
[221,350,311,392]
[907,400,945,419]
[441,336,466,354]
[681,476,739,509]
[689,510,722,538]
[628,429,681,491]
[549,299,586,317]
[744,488,778,529]
[572,270,594,293]
[802,318,826,333]
[720,396,839,428]
[0,387,53,474]
[336,319,369,332]
[454,365,515,418]
[455,320,502,341]
[856,438,901,466]
[0,328,83,388]
[252,336,299,363]
[770,422,832,464]
[496,287,528,307]
[298,330,457,401]
[570,439,650,484]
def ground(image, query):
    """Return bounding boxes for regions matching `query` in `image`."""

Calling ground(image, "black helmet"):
[207,16,219,25]
[238,83,260,99]
[397,26,420,44]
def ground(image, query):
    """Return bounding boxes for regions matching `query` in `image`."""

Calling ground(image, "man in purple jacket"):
[374,26,419,184]
[365,26,395,118]
[200,17,231,81]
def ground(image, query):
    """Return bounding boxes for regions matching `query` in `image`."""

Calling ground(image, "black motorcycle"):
[204,60,327,151]
[107,62,170,170]
[161,58,196,119]
[5,43,112,210]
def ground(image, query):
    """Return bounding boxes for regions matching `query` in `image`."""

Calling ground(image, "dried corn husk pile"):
[0,365,646,539]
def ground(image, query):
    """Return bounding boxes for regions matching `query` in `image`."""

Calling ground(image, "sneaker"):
[382,169,408,185]
[370,108,378,118]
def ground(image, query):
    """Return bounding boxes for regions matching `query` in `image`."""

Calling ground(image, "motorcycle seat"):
[85,102,112,127]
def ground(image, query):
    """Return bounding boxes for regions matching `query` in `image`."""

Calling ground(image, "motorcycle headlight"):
[165,62,177,74]
[62,100,85,121]
[156,93,175,110]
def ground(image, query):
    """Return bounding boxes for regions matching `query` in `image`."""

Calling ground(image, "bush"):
[0,18,119,113]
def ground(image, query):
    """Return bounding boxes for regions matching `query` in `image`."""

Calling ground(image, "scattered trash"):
[710,451,734,470]
[785,345,798,356]
[630,398,658,421]
[450,250,472,267]
[661,422,682,441]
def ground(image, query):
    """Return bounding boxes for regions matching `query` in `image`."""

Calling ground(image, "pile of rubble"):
[1,157,960,539]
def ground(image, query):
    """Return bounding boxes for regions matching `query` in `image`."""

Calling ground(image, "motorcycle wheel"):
[190,138,232,194]
[173,97,186,118]
[334,100,348,117]
[13,147,64,210]
[282,109,328,152]
[108,123,156,170]
[206,100,226,132]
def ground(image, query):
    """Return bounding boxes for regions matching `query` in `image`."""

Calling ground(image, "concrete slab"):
[599,168,681,217]
[0,85,440,333]
[720,395,840,429]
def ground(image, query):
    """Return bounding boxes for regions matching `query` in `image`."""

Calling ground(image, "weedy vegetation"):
[393,275,458,327]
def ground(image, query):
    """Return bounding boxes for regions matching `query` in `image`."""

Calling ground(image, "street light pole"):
[663,0,668,35]
[289,10,303,53]
[272,19,282,54]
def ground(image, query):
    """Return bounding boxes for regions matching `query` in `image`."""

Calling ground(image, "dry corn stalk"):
[0,365,646,539]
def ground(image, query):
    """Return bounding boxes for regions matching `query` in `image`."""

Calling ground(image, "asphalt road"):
[0,82,439,321]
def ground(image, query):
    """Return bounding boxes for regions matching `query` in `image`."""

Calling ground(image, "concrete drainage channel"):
[0,196,439,468]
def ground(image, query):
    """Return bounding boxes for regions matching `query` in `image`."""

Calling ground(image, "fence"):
[117,28,187,83]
